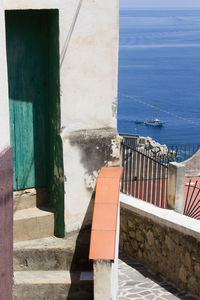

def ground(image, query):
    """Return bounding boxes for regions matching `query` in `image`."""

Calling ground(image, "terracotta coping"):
[89,167,123,260]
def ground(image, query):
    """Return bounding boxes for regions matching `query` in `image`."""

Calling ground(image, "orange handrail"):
[89,167,123,260]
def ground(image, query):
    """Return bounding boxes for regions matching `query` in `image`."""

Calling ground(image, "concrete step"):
[14,188,48,211]
[14,235,93,271]
[14,207,54,242]
[13,271,93,300]
[14,237,73,271]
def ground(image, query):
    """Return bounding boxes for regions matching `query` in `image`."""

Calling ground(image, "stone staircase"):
[13,189,93,300]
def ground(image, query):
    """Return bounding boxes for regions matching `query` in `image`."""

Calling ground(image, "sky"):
[119,0,200,9]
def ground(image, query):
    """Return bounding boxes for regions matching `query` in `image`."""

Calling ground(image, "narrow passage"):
[118,252,199,300]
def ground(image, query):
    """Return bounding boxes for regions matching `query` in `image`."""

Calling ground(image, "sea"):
[117,9,200,146]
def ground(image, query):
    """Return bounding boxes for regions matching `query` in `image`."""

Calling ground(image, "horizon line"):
[119,44,200,49]
[120,7,200,10]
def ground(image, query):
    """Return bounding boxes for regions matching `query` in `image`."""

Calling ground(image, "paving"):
[118,252,200,300]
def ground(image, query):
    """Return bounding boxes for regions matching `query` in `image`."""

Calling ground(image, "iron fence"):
[121,143,168,208]
[184,179,200,220]
[122,135,200,164]
[141,144,200,165]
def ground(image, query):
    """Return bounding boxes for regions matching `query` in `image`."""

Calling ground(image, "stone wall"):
[120,195,200,297]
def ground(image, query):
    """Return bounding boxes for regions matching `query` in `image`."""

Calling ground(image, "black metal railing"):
[121,143,168,208]
[123,136,200,165]
[167,144,200,162]
[143,144,200,164]
[184,179,200,220]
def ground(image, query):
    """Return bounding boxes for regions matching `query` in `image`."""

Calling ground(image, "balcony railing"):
[121,143,168,208]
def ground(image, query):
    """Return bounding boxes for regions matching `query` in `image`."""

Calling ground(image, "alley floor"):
[118,252,200,300]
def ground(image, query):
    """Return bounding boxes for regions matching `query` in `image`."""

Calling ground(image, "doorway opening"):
[5,9,64,236]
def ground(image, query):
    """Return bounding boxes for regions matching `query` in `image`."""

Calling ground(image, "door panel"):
[6,11,49,190]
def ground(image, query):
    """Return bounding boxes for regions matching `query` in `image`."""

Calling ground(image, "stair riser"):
[14,249,73,271]
[14,188,48,211]
[14,194,37,211]
[14,214,54,242]
[14,249,92,271]
[13,228,93,299]
[13,283,93,300]
[13,284,70,300]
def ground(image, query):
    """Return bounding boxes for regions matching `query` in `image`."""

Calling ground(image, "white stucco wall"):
[63,139,93,232]
[4,0,119,132]
[59,0,119,132]
[63,129,120,232]
[0,1,10,152]
[3,0,119,232]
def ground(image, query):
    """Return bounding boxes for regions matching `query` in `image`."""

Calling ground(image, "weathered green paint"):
[6,10,64,236]
[47,11,65,237]
[6,11,48,190]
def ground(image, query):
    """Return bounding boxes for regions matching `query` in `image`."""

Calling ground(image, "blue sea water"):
[117,9,200,145]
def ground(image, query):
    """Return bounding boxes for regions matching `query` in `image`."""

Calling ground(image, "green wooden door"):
[6,11,49,190]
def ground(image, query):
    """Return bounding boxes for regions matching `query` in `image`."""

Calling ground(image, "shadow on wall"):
[67,192,95,299]
[68,128,120,182]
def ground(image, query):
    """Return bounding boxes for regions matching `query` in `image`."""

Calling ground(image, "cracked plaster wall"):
[63,128,121,232]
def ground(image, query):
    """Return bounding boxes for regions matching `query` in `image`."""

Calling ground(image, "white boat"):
[144,118,165,127]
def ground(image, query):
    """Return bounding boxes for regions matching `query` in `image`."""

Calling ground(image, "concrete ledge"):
[120,193,200,241]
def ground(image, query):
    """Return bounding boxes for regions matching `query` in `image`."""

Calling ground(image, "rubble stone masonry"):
[120,204,200,297]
